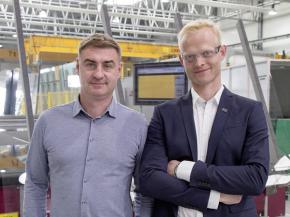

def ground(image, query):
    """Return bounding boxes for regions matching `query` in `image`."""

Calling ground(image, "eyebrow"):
[83,58,95,63]
[103,60,115,64]
[82,58,115,63]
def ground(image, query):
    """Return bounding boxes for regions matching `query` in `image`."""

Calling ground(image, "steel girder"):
[0,0,275,46]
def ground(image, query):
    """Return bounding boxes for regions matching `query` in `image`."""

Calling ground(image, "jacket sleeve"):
[140,106,210,211]
[23,116,49,217]
[189,102,269,195]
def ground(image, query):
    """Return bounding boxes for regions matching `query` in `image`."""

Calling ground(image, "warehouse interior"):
[0,0,290,216]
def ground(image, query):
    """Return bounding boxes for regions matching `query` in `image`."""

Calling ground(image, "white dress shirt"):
[176,86,224,217]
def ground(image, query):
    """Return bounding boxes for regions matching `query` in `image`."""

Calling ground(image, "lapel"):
[179,91,197,161]
[205,87,234,163]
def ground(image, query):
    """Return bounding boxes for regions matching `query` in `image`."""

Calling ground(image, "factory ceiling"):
[0,0,283,48]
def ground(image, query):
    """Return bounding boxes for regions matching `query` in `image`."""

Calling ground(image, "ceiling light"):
[13,34,17,38]
[268,4,277,16]
[112,17,120,23]
[0,44,3,48]
[39,10,48,18]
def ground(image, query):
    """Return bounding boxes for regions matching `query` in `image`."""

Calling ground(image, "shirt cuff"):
[207,190,220,210]
[176,160,195,182]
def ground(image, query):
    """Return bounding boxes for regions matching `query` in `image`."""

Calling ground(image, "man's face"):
[179,27,226,89]
[76,47,121,100]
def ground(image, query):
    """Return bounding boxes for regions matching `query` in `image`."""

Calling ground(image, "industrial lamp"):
[268,4,277,16]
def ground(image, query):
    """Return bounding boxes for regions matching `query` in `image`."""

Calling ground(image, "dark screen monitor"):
[134,61,188,105]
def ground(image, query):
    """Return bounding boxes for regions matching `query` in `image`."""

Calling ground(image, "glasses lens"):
[183,45,221,62]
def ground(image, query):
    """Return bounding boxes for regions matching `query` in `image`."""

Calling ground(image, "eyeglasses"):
[181,45,221,63]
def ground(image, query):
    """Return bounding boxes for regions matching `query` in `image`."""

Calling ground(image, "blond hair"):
[178,19,221,50]
[78,33,121,58]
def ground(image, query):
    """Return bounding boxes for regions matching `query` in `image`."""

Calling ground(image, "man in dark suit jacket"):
[140,19,269,217]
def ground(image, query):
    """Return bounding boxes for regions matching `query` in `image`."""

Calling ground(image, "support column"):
[13,0,34,139]
[100,4,126,105]
[256,0,264,50]
[236,19,279,170]
[174,13,183,33]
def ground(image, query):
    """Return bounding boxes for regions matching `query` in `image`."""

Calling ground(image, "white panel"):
[230,65,249,98]
[221,68,230,88]
[222,61,271,109]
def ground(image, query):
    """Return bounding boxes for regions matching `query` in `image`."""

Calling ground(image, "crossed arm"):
[140,102,269,211]
[140,145,240,211]
[167,160,242,205]
[167,102,269,196]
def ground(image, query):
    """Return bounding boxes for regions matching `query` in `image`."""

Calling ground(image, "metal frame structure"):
[0,0,278,47]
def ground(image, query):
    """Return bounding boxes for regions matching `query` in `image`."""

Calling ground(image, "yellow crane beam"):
[0,48,18,62]
[24,35,179,65]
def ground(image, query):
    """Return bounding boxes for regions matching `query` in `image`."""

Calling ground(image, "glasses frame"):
[181,45,222,63]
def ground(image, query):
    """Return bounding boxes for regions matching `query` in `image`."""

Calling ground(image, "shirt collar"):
[191,85,224,106]
[72,96,117,119]
[107,98,117,118]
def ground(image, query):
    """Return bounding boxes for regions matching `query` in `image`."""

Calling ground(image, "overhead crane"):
[19,35,179,66]
[0,35,179,67]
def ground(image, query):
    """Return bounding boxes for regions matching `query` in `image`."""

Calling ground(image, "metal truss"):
[0,0,276,46]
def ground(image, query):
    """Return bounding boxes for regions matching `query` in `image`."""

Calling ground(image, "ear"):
[219,45,227,58]
[179,54,185,66]
[117,62,122,79]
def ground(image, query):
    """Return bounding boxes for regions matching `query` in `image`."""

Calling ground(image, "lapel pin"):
[222,108,228,113]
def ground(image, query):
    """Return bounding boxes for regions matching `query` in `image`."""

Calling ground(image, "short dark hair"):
[78,33,121,58]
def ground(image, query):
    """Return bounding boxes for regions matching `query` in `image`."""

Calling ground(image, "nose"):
[93,65,105,79]
[194,55,206,66]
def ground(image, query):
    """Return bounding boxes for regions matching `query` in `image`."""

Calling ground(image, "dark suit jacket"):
[140,87,269,217]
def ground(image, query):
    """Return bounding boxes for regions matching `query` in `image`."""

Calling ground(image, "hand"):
[167,160,180,176]
[220,193,242,205]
